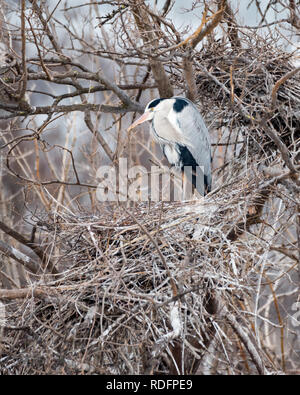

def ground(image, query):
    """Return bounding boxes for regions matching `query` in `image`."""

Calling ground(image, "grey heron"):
[128,96,212,196]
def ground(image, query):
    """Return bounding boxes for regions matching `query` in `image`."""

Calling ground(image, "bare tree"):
[0,0,299,375]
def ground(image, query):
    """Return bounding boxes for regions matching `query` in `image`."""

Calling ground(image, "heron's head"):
[127,98,166,132]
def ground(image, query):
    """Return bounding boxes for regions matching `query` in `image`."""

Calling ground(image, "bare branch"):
[189,0,226,49]
[225,309,266,375]
[0,286,49,299]
[18,0,27,101]
[271,66,300,110]
[0,102,142,120]
[0,220,58,274]
[0,239,39,274]
[130,0,174,98]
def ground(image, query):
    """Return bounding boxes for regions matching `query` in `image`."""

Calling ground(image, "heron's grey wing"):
[167,98,212,190]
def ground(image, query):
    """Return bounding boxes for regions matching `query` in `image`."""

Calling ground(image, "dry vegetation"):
[0,0,299,374]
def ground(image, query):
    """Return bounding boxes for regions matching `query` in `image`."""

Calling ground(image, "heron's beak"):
[127,111,151,132]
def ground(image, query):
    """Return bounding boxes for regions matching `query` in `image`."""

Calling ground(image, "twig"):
[271,66,300,110]
[225,309,266,375]
[18,0,27,101]
[0,240,39,274]
[0,220,58,274]
[27,18,53,81]
[263,273,286,372]
[189,1,226,49]
[257,66,300,178]
[0,286,50,299]
[0,102,142,120]
[84,111,114,162]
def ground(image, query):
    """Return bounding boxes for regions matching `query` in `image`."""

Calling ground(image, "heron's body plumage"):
[127,96,212,196]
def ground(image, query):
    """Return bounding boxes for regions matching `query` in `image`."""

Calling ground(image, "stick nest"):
[1,170,292,375]
[195,39,300,159]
